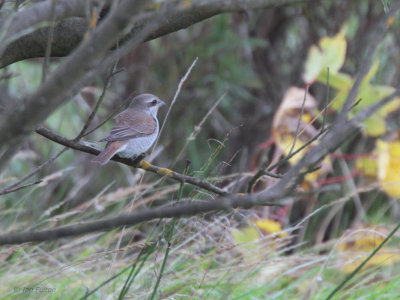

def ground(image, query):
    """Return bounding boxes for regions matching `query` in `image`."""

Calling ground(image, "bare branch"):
[0,0,87,44]
[0,193,288,245]
[0,0,302,68]
[35,127,229,196]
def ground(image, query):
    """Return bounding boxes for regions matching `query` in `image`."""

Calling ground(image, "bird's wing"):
[99,110,156,142]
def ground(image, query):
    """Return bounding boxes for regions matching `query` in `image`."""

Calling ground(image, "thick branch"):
[0,194,284,246]
[0,0,301,67]
[0,0,87,66]
[0,0,87,40]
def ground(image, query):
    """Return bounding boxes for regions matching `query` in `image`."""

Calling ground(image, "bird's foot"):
[132,153,146,167]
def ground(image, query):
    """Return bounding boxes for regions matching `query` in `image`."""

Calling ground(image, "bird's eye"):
[151,99,158,105]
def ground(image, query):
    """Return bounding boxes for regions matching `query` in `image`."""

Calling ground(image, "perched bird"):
[92,93,165,165]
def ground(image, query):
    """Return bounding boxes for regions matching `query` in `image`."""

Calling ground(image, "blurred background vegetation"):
[1,0,400,299]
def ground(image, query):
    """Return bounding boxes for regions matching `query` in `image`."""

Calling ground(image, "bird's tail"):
[92,141,125,165]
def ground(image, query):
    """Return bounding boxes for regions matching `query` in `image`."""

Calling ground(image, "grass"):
[1,207,399,299]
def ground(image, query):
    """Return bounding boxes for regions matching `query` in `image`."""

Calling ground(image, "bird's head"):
[129,93,166,116]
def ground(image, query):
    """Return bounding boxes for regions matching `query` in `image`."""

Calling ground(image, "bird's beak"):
[159,100,166,106]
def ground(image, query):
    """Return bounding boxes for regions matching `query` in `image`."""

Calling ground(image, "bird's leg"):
[132,153,146,167]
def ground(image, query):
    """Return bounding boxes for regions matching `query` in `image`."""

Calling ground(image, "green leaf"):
[364,115,386,137]
[231,226,264,261]
[318,70,352,90]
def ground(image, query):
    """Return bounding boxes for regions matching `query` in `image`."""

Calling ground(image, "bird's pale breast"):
[116,120,159,158]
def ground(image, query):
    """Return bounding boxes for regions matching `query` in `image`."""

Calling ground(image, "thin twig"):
[0,180,42,196]
[352,88,400,123]
[247,80,331,193]
[2,67,117,196]
[82,105,123,138]
[151,57,198,155]
[81,88,135,138]
[247,127,328,193]
[262,165,321,179]
[0,147,68,195]
[288,85,308,157]
[171,92,226,168]
[41,0,58,83]
[74,66,120,140]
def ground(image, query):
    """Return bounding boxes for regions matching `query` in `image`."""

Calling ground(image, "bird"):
[92,93,165,165]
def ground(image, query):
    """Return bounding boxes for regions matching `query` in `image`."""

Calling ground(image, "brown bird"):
[92,93,165,165]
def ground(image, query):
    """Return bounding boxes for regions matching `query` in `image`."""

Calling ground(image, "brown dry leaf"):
[273,87,332,187]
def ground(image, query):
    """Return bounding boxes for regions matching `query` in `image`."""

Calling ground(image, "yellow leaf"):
[318,70,352,91]
[387,17,395,26]
[254,219,287,238]
[377,95,400,117]
[363,115,386,137]
[302,113,313,123]
[231,226,263,261]
[362,60,380,85]
[181,0,191,8]
[377,140,400,198]
[331,90,348,111]
[389,142,400,156]
[340,252,400,273]
[275,135,307,165]
[303,31,347,84]
[273,87,319,164]
[331,83,399,136]
[318,33,347,72]
[356,157,377,177]
[231,226,260,245]
[303,45,325,84]
[231,219,290,261]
